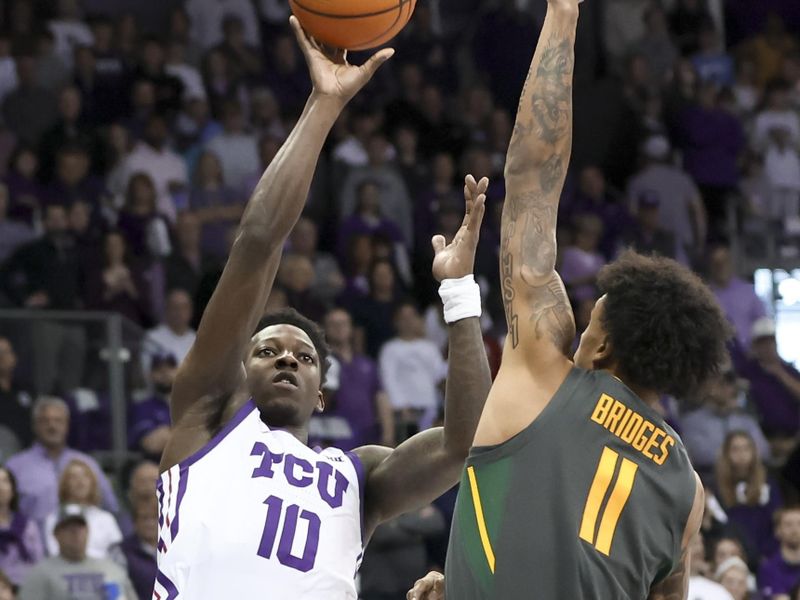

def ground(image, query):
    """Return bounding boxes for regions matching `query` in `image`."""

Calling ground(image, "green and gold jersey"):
[445,368,696,600]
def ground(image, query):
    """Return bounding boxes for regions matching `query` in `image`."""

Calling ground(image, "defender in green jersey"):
[409,0,731,598]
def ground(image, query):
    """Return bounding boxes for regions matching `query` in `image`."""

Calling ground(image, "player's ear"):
[593,336,614,368]
[316,390,324,412]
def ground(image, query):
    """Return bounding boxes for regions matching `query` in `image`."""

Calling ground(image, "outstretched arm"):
[356,176,493,534]
[170,18,393,426]
[500,0,579,368]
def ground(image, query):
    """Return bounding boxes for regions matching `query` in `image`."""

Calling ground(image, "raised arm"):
[357,176,493,534]
[170,18,393,425]
[500,0,579,369]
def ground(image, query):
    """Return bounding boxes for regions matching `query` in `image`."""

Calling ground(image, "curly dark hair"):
[254,308,331,383]
[597,251,731,398]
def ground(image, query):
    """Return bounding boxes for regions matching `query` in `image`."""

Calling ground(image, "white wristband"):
[438,275,482,324]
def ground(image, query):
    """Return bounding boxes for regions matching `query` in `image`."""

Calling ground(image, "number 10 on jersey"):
[257,495,321,572]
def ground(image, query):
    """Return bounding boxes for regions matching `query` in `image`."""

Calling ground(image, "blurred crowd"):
[0,0,796,598]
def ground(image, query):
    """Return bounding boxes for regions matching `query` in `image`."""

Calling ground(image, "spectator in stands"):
[715,556,752,600]
[240,134,280,198]
[215,15,262,83]
[742,14,798,87]
[627,135,707,261]
[2,54,58,145]
[142,288,196,369]
[48,144,103,209]
[0,182,34,265]
[682,371,770,479]
[167,7,203,67]
[560,214,606,302]
[349,259,402,358]
[288,217,344,306]
[83,230,152,327]
[632,3,678,87]
[133,36,183,116]
[43,459,122,559]
[4,145,44,225]
[189,150,243,258]
[18,504,136,600]
[707,243,766,349]
[118,460,159,539]
[759,507,800,599]
[338,180,406,263]
[205,100,259,191]
[165,41,206,106]
[0,203,86,394]
[87,16,129,125]
[763,124,800,225]
[0,337,32,456]
[414,152,460,257]
[733,317,800,451]
[129,353,173,460]
[619,190,683,262]
[111,497,157,600]
[0,571,12,600]
[380,302,446,439]
[311,308,393,450]
[185,0,260,51]
[359,504,445,600]
[48,0,93,68]
[688,530,735,600]
[339,133,413,244]
[201,48,247,120]
[0,33,16,106]
[6,397,119,524]
[120,113,188,222]
[753,80,800,151]
[333,108,381,169]
[692,24,735,87]
[675,82,745,230]
[669,0,714,55]
[0,467,43,587]
[116,173,172,262]
[712,537,751,575]
[731,58,762,117]
[262,32,312,116]
[122,80,157,142]
[249,88,285,142]
[715,431,782,559]
[276,254,326,322]
[164,211,210,299]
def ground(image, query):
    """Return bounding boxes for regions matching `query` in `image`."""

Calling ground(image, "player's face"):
[247,325,323,426]
[573,296,609,371]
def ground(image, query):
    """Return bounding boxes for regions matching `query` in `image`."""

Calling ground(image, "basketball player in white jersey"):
[153,17,493,599]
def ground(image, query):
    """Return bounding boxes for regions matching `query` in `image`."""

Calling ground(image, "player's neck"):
[615,374,661,411]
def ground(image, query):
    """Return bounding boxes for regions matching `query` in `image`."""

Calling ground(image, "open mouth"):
[272,372,298,389]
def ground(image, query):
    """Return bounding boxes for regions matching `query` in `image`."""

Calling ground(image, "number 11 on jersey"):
[579,446,638,556]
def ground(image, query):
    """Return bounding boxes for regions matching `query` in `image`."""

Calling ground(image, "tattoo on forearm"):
[530,38,573,145]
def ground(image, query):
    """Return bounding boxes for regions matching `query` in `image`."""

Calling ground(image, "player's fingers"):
[466,194,486,234]
[431,234,447,255]
[465,173,477,196]
[361,48,395,77]
[289,16,313,58]
[477,176,489,195]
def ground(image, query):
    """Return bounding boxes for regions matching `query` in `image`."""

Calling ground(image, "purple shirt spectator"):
[6,443,119,524]
[757,507,800,598]
[129,396,170,452]
[722,479,782,559]
[115,534,157,600]
[0,513,43,586]
[310,353,383,451]
[735,357,800,438]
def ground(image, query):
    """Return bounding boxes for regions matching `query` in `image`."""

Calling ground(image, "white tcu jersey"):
[154,399,365,599]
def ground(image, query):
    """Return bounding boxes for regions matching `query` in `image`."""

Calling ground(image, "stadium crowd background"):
[0,0,797,598]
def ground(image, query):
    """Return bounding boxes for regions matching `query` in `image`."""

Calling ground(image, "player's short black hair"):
[254,308,330,382]
[597,251,731,398]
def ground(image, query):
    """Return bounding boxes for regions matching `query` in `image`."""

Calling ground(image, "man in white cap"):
[628,134,707,261]
[18,504,138,600]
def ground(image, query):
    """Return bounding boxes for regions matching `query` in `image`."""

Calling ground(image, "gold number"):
[579,446,638,556]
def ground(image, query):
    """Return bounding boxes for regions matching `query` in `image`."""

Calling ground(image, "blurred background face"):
[14,149,37,177]
[433,153,455,184]
[719,567,748,600]
[63,463,93,503]
[129,462,160,507]
[0,338,17,378]
[371,262,394,295]
[150,362,176,393]
[290,218,318,255]
[176,212,201,249]
[0,469,13,509]
[56,150,90,186]
[708,247,733,286]
[713,539,744,568]
[751,335,779,364]
[727,435,755,475]
[579,167,606,200]
[395,305,423,338]
[357,183,381,215]
[164,291,193,332]
[129,176,156,214]
[34,404,69,449]
[69,201,91,235]
[706,375,738,414]
[324,310,353,347]
[59,87,81,122]
[55,521,88,560]
[280,255,314,293]
[44,205,69,236]
[777,511,800,548]
[134,500,159,546]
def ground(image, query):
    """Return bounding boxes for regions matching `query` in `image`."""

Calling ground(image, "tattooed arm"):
[500,0,579,367]
[648,472,704,600]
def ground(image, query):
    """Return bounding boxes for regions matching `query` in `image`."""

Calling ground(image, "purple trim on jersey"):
[179,398,256,469]
[345,451,366,546]
[155,570,179,599]
[170,468,189,540]
[157,480,165,528]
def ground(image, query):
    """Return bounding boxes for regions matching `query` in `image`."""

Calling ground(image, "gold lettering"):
[613,407,633,436]
[654,436,675,465]
[603,401,627,433]
[591,394,615,425]
[632,421,655,451]
[620,413,643,443]
[642,428,665,460]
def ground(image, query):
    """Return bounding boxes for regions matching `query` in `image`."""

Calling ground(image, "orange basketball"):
[290,0,417,51]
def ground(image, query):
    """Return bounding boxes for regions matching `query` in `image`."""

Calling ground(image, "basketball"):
[289,0,417,51]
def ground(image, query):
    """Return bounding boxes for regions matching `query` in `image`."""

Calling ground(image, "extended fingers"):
[466,193,486,233]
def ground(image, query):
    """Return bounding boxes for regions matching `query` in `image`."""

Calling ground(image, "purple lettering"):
[256,495,283,559]
[316,461,349,509]
[277,505,321,573]
[250,442,283,478]
[285,455,313,488]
